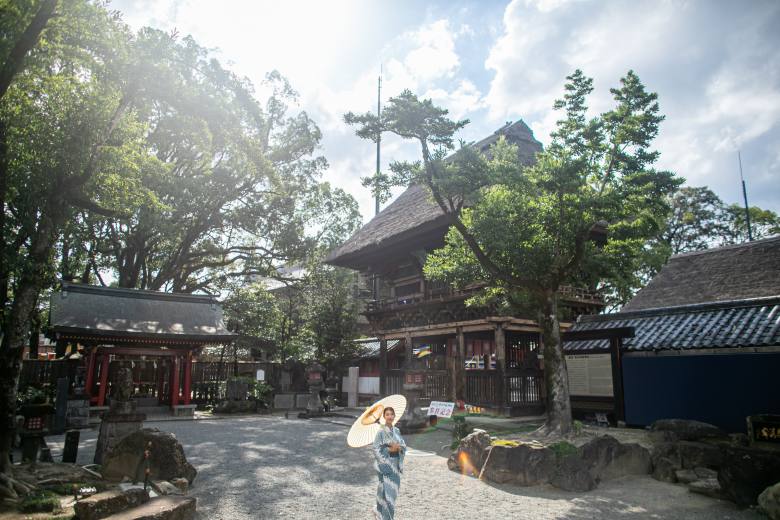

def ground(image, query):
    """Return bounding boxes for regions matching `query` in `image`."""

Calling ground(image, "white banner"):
[428,401,455,417]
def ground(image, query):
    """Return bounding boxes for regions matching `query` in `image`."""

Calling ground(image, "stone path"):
[46,415,763,519]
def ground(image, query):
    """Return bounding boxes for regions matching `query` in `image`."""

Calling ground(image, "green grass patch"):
[41,481,107,496]
[19,490,61,514]
[548,441,578,459]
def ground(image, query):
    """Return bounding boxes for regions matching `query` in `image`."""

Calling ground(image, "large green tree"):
[346,71,680,433]
[0,0,147,474]
[0,0,361,476]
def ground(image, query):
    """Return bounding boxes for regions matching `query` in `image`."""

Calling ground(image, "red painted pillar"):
[97,353,110,406]
[85,347,97,401]
[183,350,192,405]
[170,355,180,407]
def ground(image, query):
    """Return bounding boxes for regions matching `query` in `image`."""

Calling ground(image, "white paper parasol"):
[346,394,407,448]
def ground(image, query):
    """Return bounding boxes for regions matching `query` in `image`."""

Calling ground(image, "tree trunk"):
[539,290,572,435]
[0,207,61,472]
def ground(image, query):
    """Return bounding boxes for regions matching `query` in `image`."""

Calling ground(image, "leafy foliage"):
[347,71,681,433]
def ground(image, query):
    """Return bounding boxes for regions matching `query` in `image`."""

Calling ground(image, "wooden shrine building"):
[565,236,780,431]
[328,121,605,416]
[48,282,236,413]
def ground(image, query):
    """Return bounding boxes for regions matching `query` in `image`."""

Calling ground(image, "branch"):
[0,0,57,100]
[418,138,538,290]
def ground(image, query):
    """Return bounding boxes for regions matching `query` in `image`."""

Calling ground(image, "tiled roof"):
[326,120,543,268]
[49,282,236,342]
[623,236,780,311]
[355,338,402,358]
[565,297,780,352]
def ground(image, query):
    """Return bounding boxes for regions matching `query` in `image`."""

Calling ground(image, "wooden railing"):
[367,281,603,312]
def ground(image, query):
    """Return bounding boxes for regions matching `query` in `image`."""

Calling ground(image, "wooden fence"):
[19,360,81,396]
[19,359,283,406]
[506,369,544,407]
[465,371,500,406]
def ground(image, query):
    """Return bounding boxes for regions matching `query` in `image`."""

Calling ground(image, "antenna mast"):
[375,69,381,216]
[738,151,753,241]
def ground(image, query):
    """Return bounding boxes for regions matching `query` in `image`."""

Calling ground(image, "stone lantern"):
[399,356,429,432]
[305,362,326,415]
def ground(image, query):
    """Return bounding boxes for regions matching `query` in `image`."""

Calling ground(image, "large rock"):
[103,495,196,520]
[102,429,197,484]
[677,441,724,469]
[75,488,150,520]
[551,455,598,492]
[448,430,491,476]
[579,435,652,481]
[479,444,557,486]
[758,482,780,520]
[688,478,723,499]
[652,457,678,483]
[719,446,780,507]
[651,442,681,482]
[650,419,727,441]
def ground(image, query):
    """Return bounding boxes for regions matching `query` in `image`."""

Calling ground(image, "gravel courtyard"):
[49,415,762,520]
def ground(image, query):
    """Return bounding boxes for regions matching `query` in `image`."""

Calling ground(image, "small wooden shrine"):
[48,282,237,412]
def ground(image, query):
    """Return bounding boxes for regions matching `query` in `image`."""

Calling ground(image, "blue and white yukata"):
[373,424,406,520]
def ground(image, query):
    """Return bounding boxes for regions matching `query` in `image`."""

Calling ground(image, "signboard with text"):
[428,401,455,418]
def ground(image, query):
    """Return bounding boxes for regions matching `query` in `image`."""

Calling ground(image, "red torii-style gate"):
[49,282,237,411]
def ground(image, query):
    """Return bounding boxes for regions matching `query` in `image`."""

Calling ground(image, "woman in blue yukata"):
[373,407,406,520]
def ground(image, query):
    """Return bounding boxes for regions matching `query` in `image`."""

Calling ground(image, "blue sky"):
[113,0,780,223]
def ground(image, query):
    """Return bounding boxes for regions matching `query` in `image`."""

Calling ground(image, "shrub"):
[548,441,578,459]
[19,490,60,513]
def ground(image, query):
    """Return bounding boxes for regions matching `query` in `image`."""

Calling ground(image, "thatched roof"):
[565,297,780,352]
[327,120,543,268]
[49,282,236,344]
[623,236,780,312]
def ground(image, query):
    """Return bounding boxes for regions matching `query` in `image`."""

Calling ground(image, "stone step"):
[74,488,150,520]
[136,406,172,416]
[103,496,196,520]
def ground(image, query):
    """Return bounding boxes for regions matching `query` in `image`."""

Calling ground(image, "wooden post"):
[609,336,626,423]
[494,323,507,413]
[379,336,387,395]
[85,346,97,400]
[456,327,465,402]
[183,350,192,405]
[404,332,413,365]
[170,355,180,407]
[156,360,165,404]
[97,352,110,407]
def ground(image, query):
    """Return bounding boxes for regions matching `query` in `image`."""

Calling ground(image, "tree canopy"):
[347,70,681,433]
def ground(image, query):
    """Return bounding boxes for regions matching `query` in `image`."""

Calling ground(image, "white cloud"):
[485,0,780,211]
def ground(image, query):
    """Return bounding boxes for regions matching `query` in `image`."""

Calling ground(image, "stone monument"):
[399,356,430,432]
[94,365,146,464]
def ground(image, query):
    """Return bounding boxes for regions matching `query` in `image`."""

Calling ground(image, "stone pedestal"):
[172,404,196,417]
[399,369,429,433]
[94,367,146,464]
[95,412,147,465]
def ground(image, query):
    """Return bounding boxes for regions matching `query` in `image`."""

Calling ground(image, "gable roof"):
[622,235,780,312]
[326,120,543,268]
[49,282,236,344]
[565,296,780,352]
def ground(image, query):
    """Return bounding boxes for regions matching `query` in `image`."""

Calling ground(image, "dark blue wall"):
[622,352,780,432]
